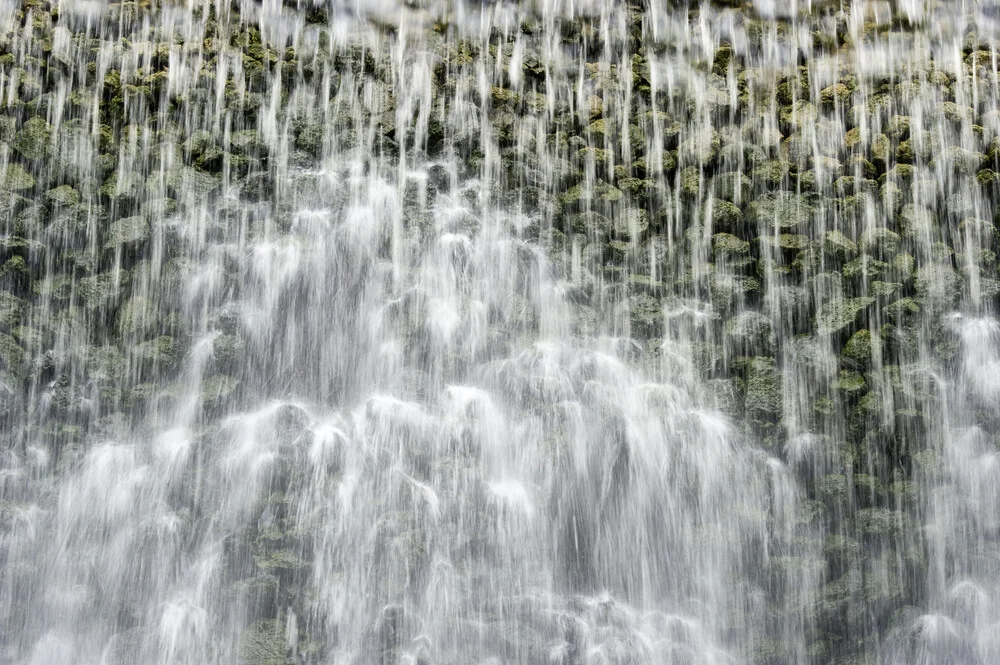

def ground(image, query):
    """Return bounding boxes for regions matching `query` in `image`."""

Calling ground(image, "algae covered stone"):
[13,117,54,160]
[750,191,815,229]
[1,164,35,191]
[744,356,782,415]
[816,297,875,334]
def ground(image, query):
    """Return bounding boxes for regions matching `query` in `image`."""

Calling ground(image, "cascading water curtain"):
[1,1,998,664]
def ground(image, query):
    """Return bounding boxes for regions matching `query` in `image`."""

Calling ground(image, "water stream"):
[1,1,998,663]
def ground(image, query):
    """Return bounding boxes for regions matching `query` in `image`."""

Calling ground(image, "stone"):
[713,233,750,257]
[46,185,80,206]
[613,208,648,240]
[745,356,782,415]
[859,227,900,255]
[820,83,851,105]
[710,200,743,230]
[105,216,149,248]
[749,191,814,229]
[13,116,54,160]
[816,297,875,334]
[932,146,986,175]
[677,127,719,165]
[843,329,875,362]
[761,233,810,250]
[1,164,35,191]
[824,230,857,258]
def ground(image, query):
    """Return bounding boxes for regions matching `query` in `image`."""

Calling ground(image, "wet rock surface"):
[1,1,999,664]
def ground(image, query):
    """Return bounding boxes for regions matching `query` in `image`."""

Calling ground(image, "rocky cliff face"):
[1,1,999,664]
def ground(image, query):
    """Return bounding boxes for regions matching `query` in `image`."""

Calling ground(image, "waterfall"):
[0,0,998,663]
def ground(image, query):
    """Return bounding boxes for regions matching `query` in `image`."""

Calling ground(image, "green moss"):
[745,356,782,415]
[761,233,810,250]
[749,191,814,228]
[843,329,874,362]
[860,227,900,255]
[105,216,149,248]
[13,116,54,160]
[835,370,866,392]
[0,292,24,327]
[820,83,851,104]
[816,297,875,334]
[824,230,857,257]
[238,620,289,665]
[614,208,648,239]
[46,185,80,206]
[1,164,35,191]
[713,232,750,256]
[711,200,743,230]
[932,146,986,175]
[202,374,239,406]
[857,507,899,536]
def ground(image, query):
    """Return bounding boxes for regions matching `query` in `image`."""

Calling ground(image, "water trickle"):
[0,0,999,663]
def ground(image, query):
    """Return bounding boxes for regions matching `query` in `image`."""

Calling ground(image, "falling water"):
[0,0,998,663]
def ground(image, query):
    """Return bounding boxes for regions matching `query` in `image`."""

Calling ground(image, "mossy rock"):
[202,374,239,407]
[744,356,782,415]
[914,262,961,304]
[0,292,24,327]
[843,329,877,362]
[1,164,35,191]
[885,115,910,140]
[761,233,810,250]
[712,171,751,202]
[595,180,623,202]
[136,336,180,366]
[938,101,974,126]
[629,293,662,338]
[116,297,157,336]
[779,101,818,129]
[13,116,54,160]
[586,118,610,140]
[881,164,915,183]
[162,165,220,198]
[884,297,920,322]
[898,204,937,238]
[879,182,903,214]
[870,133,891,164]
[679,166,701,199]
[749,191,814,229]
[869,281,901,297]
[835,370,866,392]
[816,297,875,334]
[238,620,291,665]
[824,230,857,258]
[101,171,143,199]
[46,185,80,206]
[752,159,790,187]
[931,146,986,175]
[677,127,719,166]
[843,255,889,280]
[87,345,126,381]
[713,232,750,257]
[710,199,743,230]
[104,216,149,248]
[977,169,999,186]
[725,312,774,352]
[570,211,612,235]
[614,208,648,240]
[0,115,15,143]
[845,128,863,150]
[820,83,851,105]
[857,507,899,536]
[859,227,900,256]
[0,333,26,377]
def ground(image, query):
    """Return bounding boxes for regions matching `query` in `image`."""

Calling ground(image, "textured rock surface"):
[1,1,999,664]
